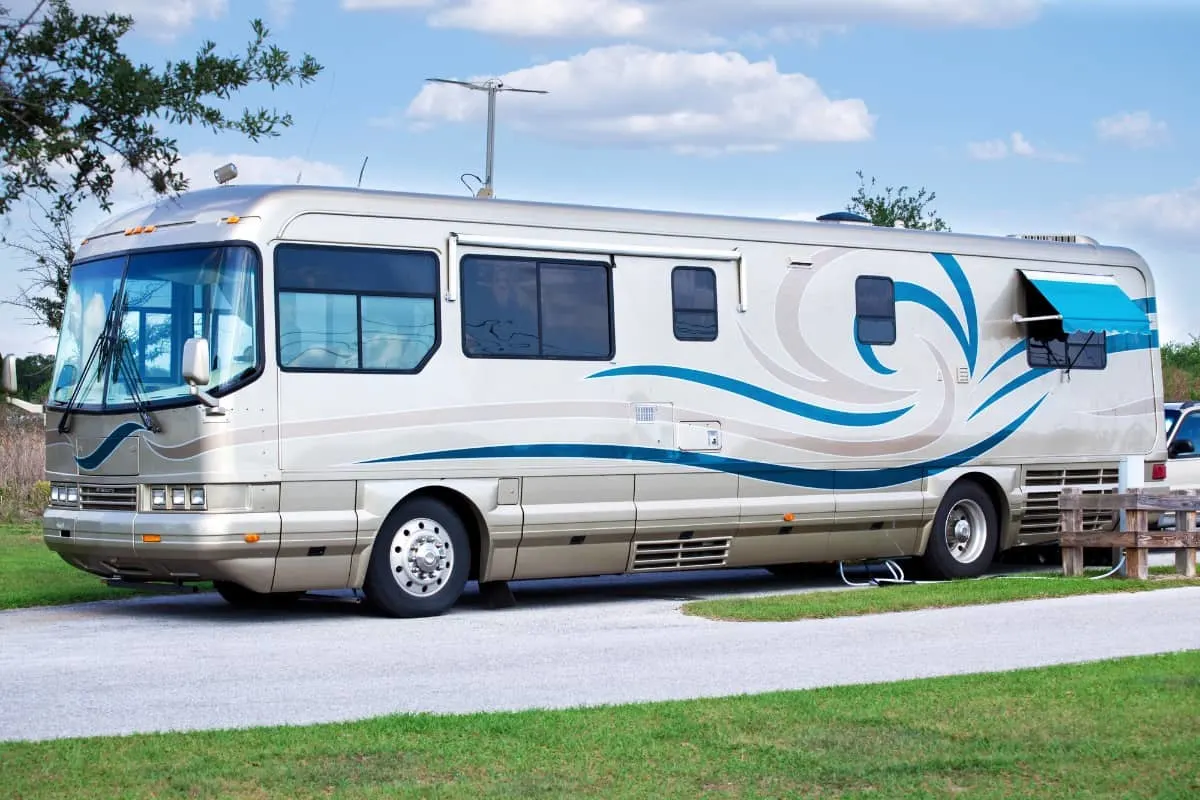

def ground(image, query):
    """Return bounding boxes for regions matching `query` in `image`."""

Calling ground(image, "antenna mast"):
[424,77,548,198]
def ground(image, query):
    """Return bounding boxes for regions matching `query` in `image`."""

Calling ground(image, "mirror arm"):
[187,384,226,414]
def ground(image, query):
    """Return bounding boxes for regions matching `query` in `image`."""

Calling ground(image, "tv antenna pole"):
[425,77,548,199]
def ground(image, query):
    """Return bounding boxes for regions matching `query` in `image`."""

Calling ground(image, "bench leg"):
[1126,547,1150,580]
[1177,548,1197,578]
[1062,546,1085,577]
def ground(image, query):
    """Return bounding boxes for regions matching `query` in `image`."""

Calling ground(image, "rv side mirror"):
[1169,438,1195,458]
[182,338,211,389]
[1,354,17,395]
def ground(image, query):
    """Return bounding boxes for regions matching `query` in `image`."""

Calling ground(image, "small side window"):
[1027,331,1107,371]
[672,266,717,341]
[855,275,896,346]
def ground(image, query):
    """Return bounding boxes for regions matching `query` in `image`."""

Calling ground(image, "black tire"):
[918,481,999,580]
[213,580,305,609]
[362,496,471,618]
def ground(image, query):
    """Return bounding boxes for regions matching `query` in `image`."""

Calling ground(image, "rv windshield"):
[48,245,260,412]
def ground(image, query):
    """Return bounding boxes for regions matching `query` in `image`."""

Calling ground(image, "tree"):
[15,353,53,402]
[0,1,323,218]
[847,170,950,231]
[1,192,75,331]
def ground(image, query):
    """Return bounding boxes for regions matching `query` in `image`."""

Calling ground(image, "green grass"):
[2,651,1198,798]
[684,571,1200,622]
[0,522,142,609]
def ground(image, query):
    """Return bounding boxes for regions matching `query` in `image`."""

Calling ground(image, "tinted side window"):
[1027,331,1107,371]
[1172,412,1200,457]
[461,255,614,359]
[275,245,439,372]
[855,275,896,346]
[672,267,717,341]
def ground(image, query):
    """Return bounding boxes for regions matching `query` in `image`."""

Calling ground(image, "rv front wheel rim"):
[388,517,454,597]
[944,499,987,564]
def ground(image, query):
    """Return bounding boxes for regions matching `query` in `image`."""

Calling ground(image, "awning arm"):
[1011,313,1064,325]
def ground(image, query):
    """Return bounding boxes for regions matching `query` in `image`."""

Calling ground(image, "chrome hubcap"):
[388,517,453,597]
[944,499,987,564]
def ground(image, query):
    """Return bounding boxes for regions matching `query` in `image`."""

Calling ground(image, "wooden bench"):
[1058,487,1199,579]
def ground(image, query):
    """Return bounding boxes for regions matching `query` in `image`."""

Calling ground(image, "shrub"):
[0,410,46,522]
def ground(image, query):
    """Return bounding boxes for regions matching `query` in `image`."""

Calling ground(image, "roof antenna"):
[357,156,369,188]
[425,77,548,198]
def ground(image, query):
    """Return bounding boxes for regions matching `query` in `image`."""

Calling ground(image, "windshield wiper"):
[56,291,123,434]
[111,333,161,433]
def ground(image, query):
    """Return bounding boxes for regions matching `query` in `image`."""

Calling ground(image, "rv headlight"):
[189,488,206,508]
[65,487,78,504]
[171,487,186,508]
[50,487,61,503]
[151,488,166,508]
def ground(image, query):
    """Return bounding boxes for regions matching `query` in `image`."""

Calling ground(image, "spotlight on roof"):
[214,163,238,186]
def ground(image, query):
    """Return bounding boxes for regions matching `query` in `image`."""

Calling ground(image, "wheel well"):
[395,487,486,581]
[954,472,1012,550]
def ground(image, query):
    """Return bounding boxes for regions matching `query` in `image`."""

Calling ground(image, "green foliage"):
[848,169,951,231]
[15,353,53,401]
[1160,337,1200,400]
[0,0,323,218]
[1161,338,1200,374]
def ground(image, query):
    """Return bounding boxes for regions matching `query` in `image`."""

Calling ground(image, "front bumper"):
[43,507,283,593]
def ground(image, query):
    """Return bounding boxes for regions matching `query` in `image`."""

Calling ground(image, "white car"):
[1155,401,1200,528]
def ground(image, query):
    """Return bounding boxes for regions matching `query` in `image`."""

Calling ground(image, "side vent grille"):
[1020,468,1119,536]
[79,484,138,512]
[633,536,731,572]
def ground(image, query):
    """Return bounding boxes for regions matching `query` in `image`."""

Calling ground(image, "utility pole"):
[425,77,548,199]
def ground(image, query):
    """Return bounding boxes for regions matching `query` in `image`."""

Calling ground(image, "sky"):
[2,0,1198,357]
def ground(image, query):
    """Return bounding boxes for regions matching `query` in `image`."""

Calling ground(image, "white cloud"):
[967,131,1076,163]
[1096,111,1170,149]
[341,0,1042,43]
[1083,179,1200,244]
[267,0,296,24]
[65,0,229,41]
[396,46,874,154]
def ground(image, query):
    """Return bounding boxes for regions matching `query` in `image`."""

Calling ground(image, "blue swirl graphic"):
[969,369,1053,421]
[75,421,146,470]
[361,397,1046,491]
[980,340,1028,382]
[933,253,979,375]
[587,365,913,427]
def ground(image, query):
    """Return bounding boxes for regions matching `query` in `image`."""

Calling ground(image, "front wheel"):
[362,496,471,618]
[918,482,999,580]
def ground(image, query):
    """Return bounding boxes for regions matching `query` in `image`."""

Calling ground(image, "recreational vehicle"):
[7,183,1168,617]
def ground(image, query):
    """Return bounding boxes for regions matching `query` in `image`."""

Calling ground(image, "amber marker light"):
[783,513,795,522]
[141,534,162,543]
[244,534,260,544]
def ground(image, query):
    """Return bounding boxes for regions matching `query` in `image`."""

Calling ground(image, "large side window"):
[672,266,717,341]
[461,254,614,359]
[275,244,439,372]
[855,275,896,346]
[1027,331,1107,371]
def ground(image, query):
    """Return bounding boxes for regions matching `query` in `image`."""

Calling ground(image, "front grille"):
[1020,467,1118,536]
[632,536,731,572]
[79,484,138,512]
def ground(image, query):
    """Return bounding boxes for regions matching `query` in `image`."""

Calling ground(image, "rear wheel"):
[363,496,471,618]
[918,482,999,580]
[213,581,305,609]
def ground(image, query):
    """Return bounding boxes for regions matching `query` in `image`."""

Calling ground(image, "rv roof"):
[81,182,1146,269]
